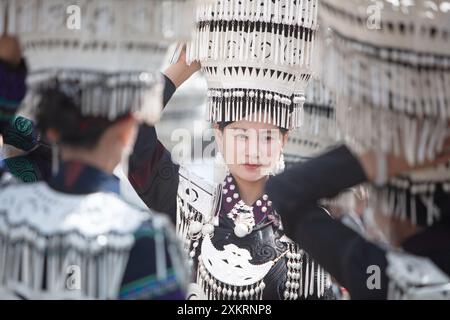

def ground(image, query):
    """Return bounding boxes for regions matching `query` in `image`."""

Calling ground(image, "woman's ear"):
[115,116,138,146]
[46,128,60,144]
[281,131,289,148]
[214,125,224,153]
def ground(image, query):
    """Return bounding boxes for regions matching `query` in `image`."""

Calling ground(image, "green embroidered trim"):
[119,268,179,299]
[133,221,169,240]
[134,229,158,240]
[3,117,36,151]
[0,110,14,122]
[4,156,38,183]
[12,116,33,136]
[0,97,21,108]
[3,133,33,151]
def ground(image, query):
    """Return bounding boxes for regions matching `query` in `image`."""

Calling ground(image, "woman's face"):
[215,113,288,182]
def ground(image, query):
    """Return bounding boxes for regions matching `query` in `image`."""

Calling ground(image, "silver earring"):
[272,153,285,175]
[214,151,229,183]
[51,143,59,176]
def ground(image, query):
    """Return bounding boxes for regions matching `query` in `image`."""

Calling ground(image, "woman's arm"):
[286,205,389,299]
[267,143,450,299]
[268,140,450,214]
[128,49,201,223]
[128,75,180,223]
[266,145,390,299]
[266,145,369,215]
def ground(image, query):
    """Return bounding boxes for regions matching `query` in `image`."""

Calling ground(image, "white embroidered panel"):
[0,182,152,299]
[0,183,146,241]
[200,236,273,287]
[178,166,220,223]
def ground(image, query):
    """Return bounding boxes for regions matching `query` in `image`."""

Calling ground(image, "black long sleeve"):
[291,206,389,299]
[128,75,180,224]
[267,145,390,299]
[266,145,368,215]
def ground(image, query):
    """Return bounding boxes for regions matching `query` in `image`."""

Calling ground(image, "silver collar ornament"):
[176,166,332,300]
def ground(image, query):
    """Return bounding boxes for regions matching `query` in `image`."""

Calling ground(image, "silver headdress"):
[284,77,339,165]
[320,0,450,161]
[187,0,319,129]
[320,0,450,226]
[2,0,195,123]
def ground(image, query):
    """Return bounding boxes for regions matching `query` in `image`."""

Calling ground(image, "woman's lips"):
[243,163,262,170]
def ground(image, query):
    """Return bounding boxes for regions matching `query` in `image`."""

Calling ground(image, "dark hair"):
[215,94,291,135]
[217,121,289,135]
[36,88,118,149]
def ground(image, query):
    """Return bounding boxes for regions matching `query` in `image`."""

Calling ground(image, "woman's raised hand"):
[164,43,201,88]
[0,35,22,66]
[358,135,450,184]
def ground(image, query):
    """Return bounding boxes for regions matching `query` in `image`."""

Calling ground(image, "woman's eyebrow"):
[258,129,279,136]
[260,129,278,134]
[229,127,278,133]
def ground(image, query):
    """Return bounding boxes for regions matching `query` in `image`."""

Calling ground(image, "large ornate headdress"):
[283,76,338,165]
[2,0,195,123]
[187,0,319,129]
[320,0,450,226]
